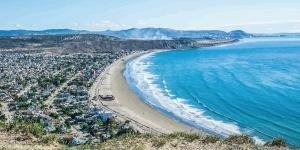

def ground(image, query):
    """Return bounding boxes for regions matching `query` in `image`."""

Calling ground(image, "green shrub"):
[30,86,37,93]
[106,117,118,130]
[59,134,73,145]
[164,132,201,142]
[202,135,220,144]
[224,134,254,145]
[265,138,287,147]
[181,133,201,142]
[152,138,167,148]
[76,143,98,150]
[141,133,154,139]
[49,112,60,119]
[61,106,71,115]
[64,119,71,128]
[5,118,45,137]
[96,119,103,126]
[163,132,183,139]
[40,134,58,144]
[54,124,67,134]
[0,112,6,121]
[25,122,45,137]
[0,120,6,128]
[116,126,137,137]
[80,123,89,131]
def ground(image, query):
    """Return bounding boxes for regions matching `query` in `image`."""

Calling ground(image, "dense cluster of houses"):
[0,50,133,145]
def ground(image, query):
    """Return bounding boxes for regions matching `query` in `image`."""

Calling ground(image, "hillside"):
[0,131,288,150]
[0,34,237,54]
[0,29,89,37]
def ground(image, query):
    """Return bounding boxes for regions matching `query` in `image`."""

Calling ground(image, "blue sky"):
[1,0,300,33]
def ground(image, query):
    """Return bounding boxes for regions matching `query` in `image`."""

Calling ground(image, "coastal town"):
[0,34,208,145]
[0,34,288,149]
[0,46,135,145]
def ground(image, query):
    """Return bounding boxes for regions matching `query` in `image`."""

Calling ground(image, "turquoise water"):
[124,37,300,146]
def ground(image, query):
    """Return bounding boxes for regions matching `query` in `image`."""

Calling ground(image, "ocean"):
[124,37,300,146]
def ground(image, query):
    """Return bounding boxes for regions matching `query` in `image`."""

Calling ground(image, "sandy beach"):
[89,51,200,134]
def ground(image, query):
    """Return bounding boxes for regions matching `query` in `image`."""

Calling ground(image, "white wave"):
[253,136,265,145]
[124,51,243,137]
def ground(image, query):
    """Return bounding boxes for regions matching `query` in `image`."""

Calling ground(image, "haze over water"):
[125,37,300,146]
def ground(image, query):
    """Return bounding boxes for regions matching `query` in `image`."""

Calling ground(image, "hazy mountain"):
[0,34,237,53]
[253,33,300,37]
[0,29,89,36]
[0,28,252,39]
[100,28,252,40]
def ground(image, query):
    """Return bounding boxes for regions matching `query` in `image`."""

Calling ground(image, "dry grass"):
[73,132,290,150]
[39,134,59,145]
[0,131,291,150]
[223,134,255,145]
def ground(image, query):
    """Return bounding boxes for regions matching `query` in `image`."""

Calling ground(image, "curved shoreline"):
[122,49,247,138]
[90,50,201,134]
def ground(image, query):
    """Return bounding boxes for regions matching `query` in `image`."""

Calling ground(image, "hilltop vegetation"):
[83,132,288,150]
[0,131,289,150]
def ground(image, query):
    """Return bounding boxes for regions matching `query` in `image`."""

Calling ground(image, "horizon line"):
[1,27,300,34]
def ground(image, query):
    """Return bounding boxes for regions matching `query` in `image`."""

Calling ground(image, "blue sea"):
[124,37,300,146]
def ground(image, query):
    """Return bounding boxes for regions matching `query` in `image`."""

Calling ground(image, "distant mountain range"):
[0,29,89,36]
[100,28,252,40]
[0,28,253,39]
[253,33,300,37]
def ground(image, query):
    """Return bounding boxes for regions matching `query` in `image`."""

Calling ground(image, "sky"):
[1,0,300,33]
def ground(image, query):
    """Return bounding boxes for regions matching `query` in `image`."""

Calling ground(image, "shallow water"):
[124,37,300,146]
